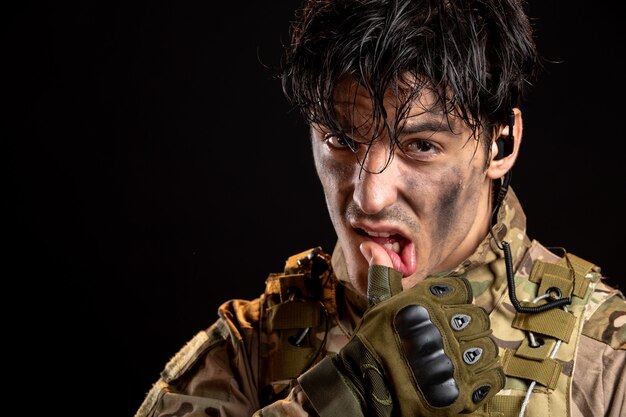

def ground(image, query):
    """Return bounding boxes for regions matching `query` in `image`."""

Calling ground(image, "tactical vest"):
[258,245,610,417]
[258,246,339,406]
[476,246,606,417]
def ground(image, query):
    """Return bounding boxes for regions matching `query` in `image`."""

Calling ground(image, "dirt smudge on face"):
[434,171,463,246]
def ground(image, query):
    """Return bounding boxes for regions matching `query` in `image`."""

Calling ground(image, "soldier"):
[136,1,625,416]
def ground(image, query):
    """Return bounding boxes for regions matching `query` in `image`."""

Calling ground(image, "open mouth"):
[356,228,417,277]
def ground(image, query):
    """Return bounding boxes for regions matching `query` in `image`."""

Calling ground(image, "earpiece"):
[491,108,515,221]
[494,109,515,160]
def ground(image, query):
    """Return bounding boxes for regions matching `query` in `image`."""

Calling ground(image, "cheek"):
[434,178,462,240]
[403,168,456,217]
[430,166,484,242]
[313,146,354,194]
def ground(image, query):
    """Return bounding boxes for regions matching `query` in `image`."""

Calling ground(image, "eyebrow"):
[319,114,459,140]
[400,118,456,135]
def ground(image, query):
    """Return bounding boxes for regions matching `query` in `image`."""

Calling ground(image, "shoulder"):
[135,299,264,417]
[160,297,263,383]
[582,281,626,350]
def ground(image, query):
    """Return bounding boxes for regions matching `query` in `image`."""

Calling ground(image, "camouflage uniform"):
[135,189,626,417]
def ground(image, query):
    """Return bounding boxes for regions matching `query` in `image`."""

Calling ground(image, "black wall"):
[4,1,624,414]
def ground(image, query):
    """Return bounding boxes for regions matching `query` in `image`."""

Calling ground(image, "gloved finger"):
[454,335,503,411]
[462,363,506,408]
[458,333,500,371]
[443,304,491,336]
[418,276,473,305]
[361,242,402,307]
[367,265,403,307]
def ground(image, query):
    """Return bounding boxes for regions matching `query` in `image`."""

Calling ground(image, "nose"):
[352,145,399,215]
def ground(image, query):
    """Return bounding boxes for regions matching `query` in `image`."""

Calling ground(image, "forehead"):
[330,78,465,133]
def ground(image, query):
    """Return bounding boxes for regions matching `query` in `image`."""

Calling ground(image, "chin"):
[346,260,369,295]
[400,273,421,290]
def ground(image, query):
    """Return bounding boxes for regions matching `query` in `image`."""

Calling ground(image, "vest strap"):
[501,349,562,389]
[486,394,524,417]
[529,254,595,300]
[270,343,318,382]
[514,337,557,361]
[558,253,596,296]
[266,301,321,332]
[512,304,576,342]
[265,273,309,303]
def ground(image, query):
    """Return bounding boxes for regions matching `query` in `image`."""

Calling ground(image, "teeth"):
[383,242,401,254]
[362,229,402,254]
[366,230,391,238]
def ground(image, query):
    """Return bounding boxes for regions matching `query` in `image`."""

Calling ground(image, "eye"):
[324,133,358,151]
[402,139,440,159]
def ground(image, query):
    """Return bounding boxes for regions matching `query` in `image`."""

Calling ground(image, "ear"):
[487,107,523,180]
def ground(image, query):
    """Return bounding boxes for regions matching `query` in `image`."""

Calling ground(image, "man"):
[135,1,625,416]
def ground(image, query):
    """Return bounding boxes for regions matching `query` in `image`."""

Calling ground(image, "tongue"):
[368,237,417,277]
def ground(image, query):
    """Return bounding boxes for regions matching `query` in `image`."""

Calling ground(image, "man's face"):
[311,81,494,295]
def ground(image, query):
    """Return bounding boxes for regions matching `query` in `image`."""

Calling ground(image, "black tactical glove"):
[298,265,505,417]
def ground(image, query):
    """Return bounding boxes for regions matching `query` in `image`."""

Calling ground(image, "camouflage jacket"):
[135,189,626,417]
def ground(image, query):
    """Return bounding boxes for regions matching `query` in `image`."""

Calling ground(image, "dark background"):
[4,1,624,414]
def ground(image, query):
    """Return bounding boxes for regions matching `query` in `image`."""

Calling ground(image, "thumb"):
[360,241,393,267]
[360,241,402,307]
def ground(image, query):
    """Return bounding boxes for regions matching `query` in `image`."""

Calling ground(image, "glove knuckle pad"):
[395,304,460,407]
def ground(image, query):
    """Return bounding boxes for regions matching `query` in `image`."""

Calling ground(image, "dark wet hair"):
[281,0,539,161]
